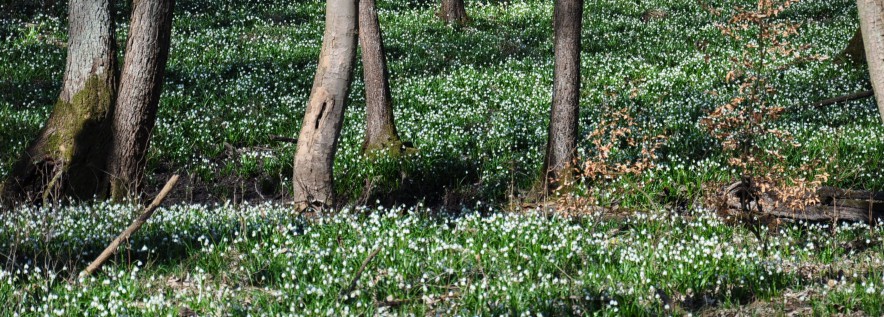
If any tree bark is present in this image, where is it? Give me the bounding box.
[842,27,866,63]
[359,0,402,154]
[108,0,175,201]
[437,0,469,25]
[857,0,884,122]
[292,0,358,210]
[541,0,583,193]
[1,0,117,204]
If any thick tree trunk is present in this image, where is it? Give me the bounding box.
[858,0,884,122]
[437,0,469,25]
[359,0,402,154]
[292,0,358,210]
[842,28,866,63]
[541,0,583,193]
[108,0,175,201]
[1,0,116,204]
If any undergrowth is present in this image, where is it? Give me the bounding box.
[0,204,882,315]
[1,0,881,208]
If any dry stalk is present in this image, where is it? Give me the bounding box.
[340,244,383,299]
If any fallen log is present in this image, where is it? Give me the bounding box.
[720,182,884,223]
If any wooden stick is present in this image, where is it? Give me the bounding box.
[80,175,180,277]
[340,244,383,298]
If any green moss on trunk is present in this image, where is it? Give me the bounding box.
[363,123,418,158]
[363,130,417,158]
[47,75,114,160]
[2,74,114,205]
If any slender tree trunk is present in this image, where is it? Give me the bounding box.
[359,0,402,154]
[541,0,583,193]
[108,0,175,201]
[858,0,884,122]
[292,0,358,210]
[842,28,866,63]
[437,0,469,25]
[1,0,116,204]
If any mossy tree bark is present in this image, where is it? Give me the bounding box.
[437,0,469,25]
[842,28,866,63]
[858,0,884,122]
[108,0,175,201]
[292,0,358,210]
[540,0,583,194]
[2,0,117,204]
[359,0,403,155]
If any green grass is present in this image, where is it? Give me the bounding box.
[2,0,881,206]
[1,204,883,315]
[2,0,884,315]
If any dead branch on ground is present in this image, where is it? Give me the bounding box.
[80,175,180,277]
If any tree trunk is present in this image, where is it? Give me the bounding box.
[541,0,583,193]
[359,0,402,154]
[842,28,866,63]
[1,0,117,204]
[858,0,884,122]
[292,0,358,210]
[437,0,469,25]
[108,0,175,201]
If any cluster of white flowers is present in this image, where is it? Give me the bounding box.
[1,0,883,314]
[2,0,881,201]
[0,202,881,315]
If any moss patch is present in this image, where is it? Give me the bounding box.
[363,137,418,159]
[46,74,114,161]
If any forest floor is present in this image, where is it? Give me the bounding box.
[2,0,884,315]
[1,204,883,315]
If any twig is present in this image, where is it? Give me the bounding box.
[41,166,64,207]
[80,175,180,277]
[340,244,383,298]
[550,259,575,282]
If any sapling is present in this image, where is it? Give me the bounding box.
[702,0,828,256]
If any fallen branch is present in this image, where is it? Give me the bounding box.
[807,90,874,110]
[80,175,180,277]
[340,244,383,299]
[720,182,884,223]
